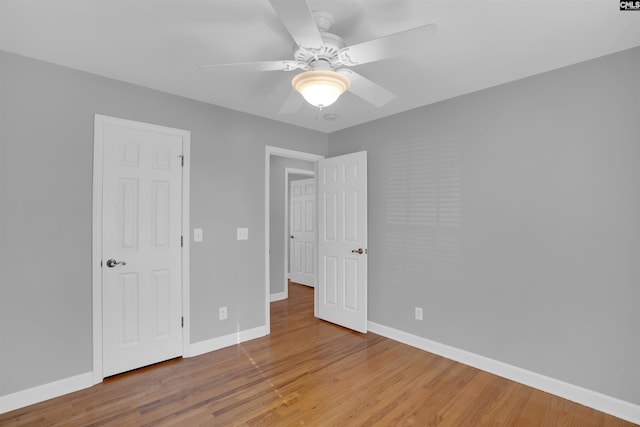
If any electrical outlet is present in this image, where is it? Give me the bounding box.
[219,306,227,320]
[193,228,203,242]
[415,307,423,321]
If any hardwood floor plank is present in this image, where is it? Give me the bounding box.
[1,283,636,426]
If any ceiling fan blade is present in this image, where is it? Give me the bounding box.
[269,0,324,49]
[338,69,395,108]
[339,24,437,66]
[278,88,304,114]
[199,60,299,73]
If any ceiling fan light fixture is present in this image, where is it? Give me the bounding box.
[292,70,350,108]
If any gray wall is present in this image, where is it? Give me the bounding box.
[0,50,7,391]
[328,46,640,405]
[269,157,315,296]
[0,50,327,396]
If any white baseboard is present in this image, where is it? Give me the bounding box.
[184,325,268,358]
[0,371,93,415]
[0,326,269,414]
[368,321,640,425]
[6,324,637,424]
[270,292,286,302]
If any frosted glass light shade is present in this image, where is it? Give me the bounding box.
[292,70,350,108]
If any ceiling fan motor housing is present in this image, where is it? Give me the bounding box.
[293,31,345,69]
[292,11,346,70]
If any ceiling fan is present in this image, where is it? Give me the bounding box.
[200,0,437,113]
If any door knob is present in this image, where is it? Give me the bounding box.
[106,259,127,268]
[351,248,364,255]
[290,235,295,239]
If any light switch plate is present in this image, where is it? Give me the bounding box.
[237,227,249,240]
[193,228,203,242]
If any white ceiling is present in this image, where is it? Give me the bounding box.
[2,0,640,133]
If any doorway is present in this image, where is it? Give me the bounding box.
[265,147,324,331]
[265,147,369,334]
[287,173,316,288]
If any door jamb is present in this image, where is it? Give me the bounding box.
[92,114,191,384]
[265,146,324,334]
[284,168,315,298]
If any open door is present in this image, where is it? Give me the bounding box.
[317,151,368,333]
[289,178,316,287]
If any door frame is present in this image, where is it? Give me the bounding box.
[265,146,324,333]
[284,168,315,298]
[92,114,191,384]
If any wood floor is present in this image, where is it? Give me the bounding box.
[1,283,634,426]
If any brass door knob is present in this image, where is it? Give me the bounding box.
[351,248,364,255]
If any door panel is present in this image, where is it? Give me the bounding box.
[151,269,170,338]
[344,258,359,311]
[120,273,140,344]
[289,178,316,286]
[324,256,339,306]
[102,121,183,377]
[317,151,368,333]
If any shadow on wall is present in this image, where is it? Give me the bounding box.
[384,136,462,284]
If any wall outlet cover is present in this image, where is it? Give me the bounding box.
[237,227,249,240]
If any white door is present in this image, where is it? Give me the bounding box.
[289,178,316,286]
[101,119,184,377]
[317,151,368,333]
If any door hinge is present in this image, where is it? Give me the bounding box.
[178,155,184,167]
[181,316,184,328]
[181,236,184,247]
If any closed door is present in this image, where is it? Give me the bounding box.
[289,178,316,286]
[101,118,184,377]
[317,151,368,333]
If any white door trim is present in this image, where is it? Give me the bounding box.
[265,146,324,333]
[92,114,191,384]
[284,168,315,299]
